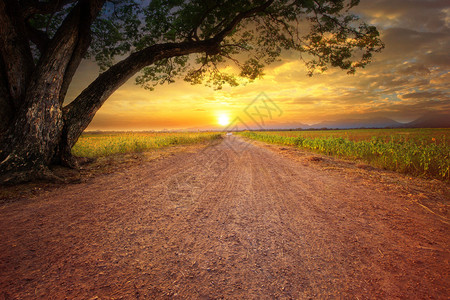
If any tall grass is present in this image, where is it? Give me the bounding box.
[72,132,222,158]
[239,129,450,181]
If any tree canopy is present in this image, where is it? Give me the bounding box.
[17,0,384,91]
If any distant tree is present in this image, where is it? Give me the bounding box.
[0,0,383,182]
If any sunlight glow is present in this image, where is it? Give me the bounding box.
[218,114,230,126]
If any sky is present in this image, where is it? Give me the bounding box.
[66,0,450,131]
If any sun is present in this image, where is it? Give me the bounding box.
[217,114,230,126]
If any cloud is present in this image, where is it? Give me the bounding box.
[355,0,450,31]
[397,64,431,76]
[400,91,448,100]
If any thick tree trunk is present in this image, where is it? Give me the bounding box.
[0,58,14,134]
[0,44,75,182]
[0,0,104,183]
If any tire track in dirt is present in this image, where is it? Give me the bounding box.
[244,139,448,297]
[246,140,448,298]
[0,136,448,299]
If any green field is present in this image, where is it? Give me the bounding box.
[72,132,222,158]
[238,129,450,181]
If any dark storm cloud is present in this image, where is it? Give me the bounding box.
[421,53,450,67]
[397,64,431,76]
[380,28,447,60]
[400,91,448,100]
[379,99,450,116]
[356,0,449,31]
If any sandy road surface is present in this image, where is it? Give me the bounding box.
[0,136,449,299]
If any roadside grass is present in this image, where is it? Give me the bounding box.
[238,129,450,181]
[72,132,223,158]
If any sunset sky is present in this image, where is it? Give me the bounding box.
[65,0,450,131]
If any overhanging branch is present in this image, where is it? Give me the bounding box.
[21,0,78,19]
[213,0,274,43]
[62,1,277,148]
[63,39,220,147]
[25,21,50,53]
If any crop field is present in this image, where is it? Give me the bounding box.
[72,132,222,158]
[238,129,450,181]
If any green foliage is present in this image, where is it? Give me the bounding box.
[90,1,143,70]
[239,129,450,181]
[27,0,383,89]
[136,56,190,90]
[28,3,76,39]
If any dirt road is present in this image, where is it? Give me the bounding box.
[0,136,449,299]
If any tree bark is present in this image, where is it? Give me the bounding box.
[58,3,94,105]
[0,0,34,108]
[0,57,14,134]
[0,0,104,182]
[59,34,92,105]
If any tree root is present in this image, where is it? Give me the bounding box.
[0,165,79,185]
[60,152,80,169]
[0,152,92,185]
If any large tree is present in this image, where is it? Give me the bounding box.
[0,0,383,183]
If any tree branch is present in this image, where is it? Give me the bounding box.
[26,0,104,107]
[59,0,99,104]
[21,0,78,19]
[59,33,91,105]
[188,2,220,41]
[25,21,50,53]
[0,0,34,107]
[63,39,221,148]
[213,0,274,43]
[62,0,276,149]
[37,0,102,63]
